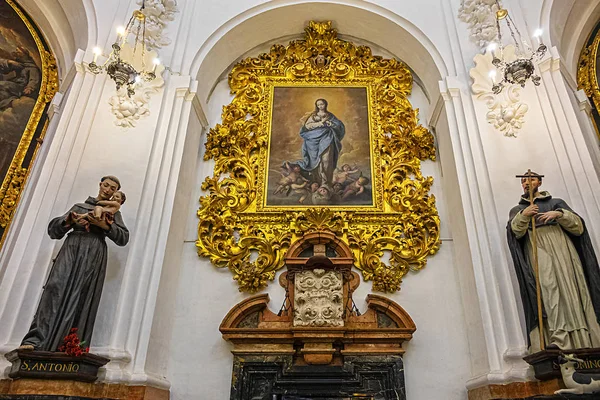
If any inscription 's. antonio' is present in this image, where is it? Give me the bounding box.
[20,360,80,373]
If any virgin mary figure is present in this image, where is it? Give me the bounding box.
[293,98,345,187]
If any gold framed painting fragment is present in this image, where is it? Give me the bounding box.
[578,21,600,138]
[197,21,440,293]
[0,0,58,249]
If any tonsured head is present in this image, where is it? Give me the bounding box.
[520,171,542,196]
[98,175,121,200]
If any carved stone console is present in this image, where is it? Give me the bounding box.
[220,232,416,399]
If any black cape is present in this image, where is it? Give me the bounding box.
[506,192,600,344]
[22,197,129,351]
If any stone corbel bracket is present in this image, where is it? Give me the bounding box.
[458,0,501,49]
[470,45,529,138]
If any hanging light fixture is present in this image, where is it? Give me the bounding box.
[489,0,547,94]
[88,0,156,96]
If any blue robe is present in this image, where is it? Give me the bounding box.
[294,114,345,177]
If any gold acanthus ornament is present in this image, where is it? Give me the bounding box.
[0,0,59,249]
[578,31,600,133]
[197,21,440,293]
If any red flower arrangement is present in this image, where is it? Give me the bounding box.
[58,328,89,357]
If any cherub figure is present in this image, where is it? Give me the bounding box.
[292,180,311,204]
[312,185,332,205]
[333,182,344,198]
[296,182,320,204]
[274,162,308,196]
[333,164,359,185]
[343,176,369,200]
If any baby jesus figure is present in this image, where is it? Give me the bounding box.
[92,190,126,221]
[74,191,126,231]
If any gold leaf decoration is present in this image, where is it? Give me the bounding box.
[578,32,600,131]
[0,167,27,228]
[0,0,59,249]
[197,21,440,292]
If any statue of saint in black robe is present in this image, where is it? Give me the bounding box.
[507,191,600,350]
[21,195,129,351]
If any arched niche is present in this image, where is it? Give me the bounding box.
[284,230,353,267]
[189,1,449,110]
[17,0,96,80]
[544,0,600,83]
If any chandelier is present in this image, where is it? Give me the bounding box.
[489,0,546,94]
[88,0,158,96]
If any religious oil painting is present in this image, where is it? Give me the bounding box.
[266,86,373,207]
[0,0,57,249]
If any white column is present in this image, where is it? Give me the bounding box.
[101,74,197,389]
[573,89,600,177]
[440,76,531,388]
[536,47,600,247]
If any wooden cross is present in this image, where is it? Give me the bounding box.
[515,169,545,351]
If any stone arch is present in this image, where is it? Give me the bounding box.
[285,231,352,260]
[18,0,97,79]
[188,0,450,109]
[542,0,600,82]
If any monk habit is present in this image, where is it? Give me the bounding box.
[21,197,129,351]
[507,191,600,350]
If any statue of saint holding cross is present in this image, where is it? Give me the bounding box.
[507,170,600,352]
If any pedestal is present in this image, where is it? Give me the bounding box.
[5,350,109,383]
[523,347,600,380]
[0,378,169,400]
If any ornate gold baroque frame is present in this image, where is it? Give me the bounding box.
[197,21,440,293]
[0,0,58,249]
[578,24,600,138]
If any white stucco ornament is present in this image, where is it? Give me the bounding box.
[137,0,178,50]
[470,45,528,138]
[108,44,165,128]
[294,269,344,327]
[458,0,501,49]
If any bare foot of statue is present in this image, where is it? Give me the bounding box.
[18,344,34,350]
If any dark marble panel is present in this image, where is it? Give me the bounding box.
[230,354,405,400]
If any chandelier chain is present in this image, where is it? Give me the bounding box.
[86,0,157,96]
[491,0,546,93]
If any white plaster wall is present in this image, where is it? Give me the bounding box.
[144,105,205,379]
[434,105,491,380]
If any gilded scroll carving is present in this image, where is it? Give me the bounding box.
[0,0,58,249]
[196,21,440,293]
